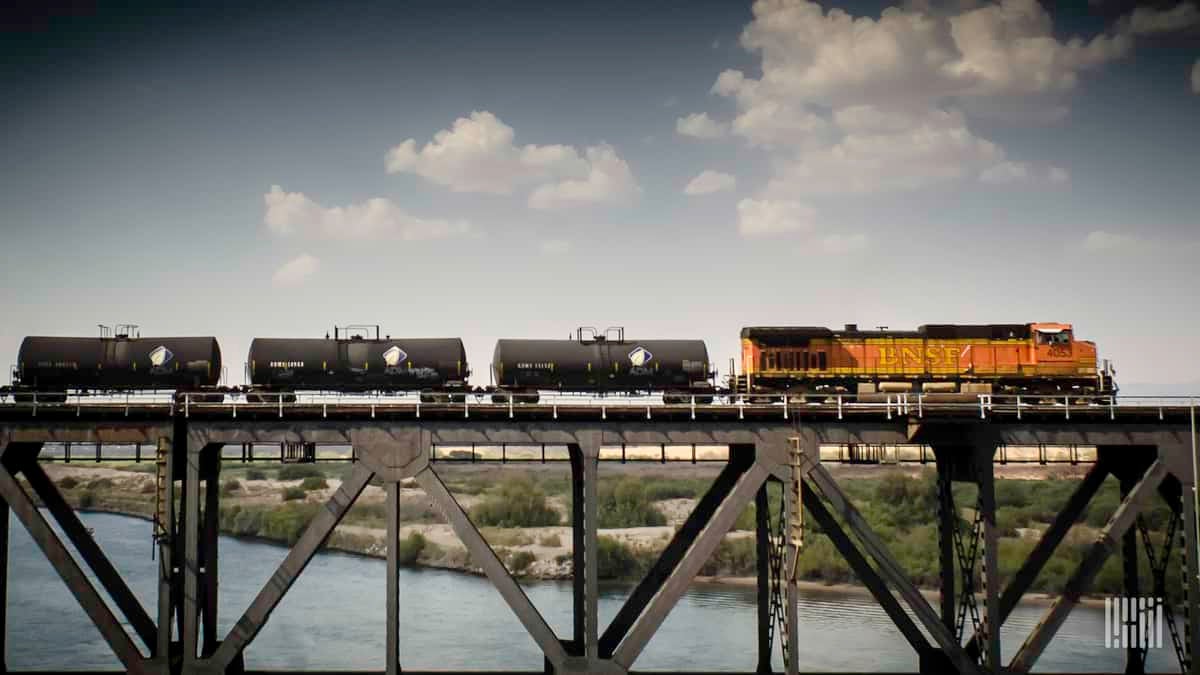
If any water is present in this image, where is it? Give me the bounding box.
[5,512,1182,671]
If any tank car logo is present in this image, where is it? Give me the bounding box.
[628,347,653,367]
[382,346,406,367]
[148,346,174,367]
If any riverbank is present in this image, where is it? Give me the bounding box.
[33,461,1156,607]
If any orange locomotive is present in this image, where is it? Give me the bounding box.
[737,323,1115,396]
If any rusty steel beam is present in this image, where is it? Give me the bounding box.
[0,450,149,673]
[801,457,980,675]
[803,482,930,654]
[599,456,750,657]
[965,461,1107,660]
[1009,459,1168,673]
[209,462,375,670]
[21,460,157,651]
[417,466,569,670]
[612,462,769,670]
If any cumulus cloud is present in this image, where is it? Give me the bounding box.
[683,170,737,195]
[1193,59,1200,94]
[539,240,571,256]
[385,111,637,209]
[526,145,639,209]
[701,0,1146,199]
[272,254,319,287]
[737,198,817,237]
[675,112,728,139]
[263,186,470,240]
[1125,3,1200,35]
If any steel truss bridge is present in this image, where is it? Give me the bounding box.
[0,394,1197,675]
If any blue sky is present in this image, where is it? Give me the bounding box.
[1,0,1198,390]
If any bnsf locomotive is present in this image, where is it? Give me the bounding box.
[737,323,1115,397]
[3,321,1115,402]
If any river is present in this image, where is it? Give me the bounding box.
[5,512,1181,672]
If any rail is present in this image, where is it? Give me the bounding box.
[0,390,1196,422]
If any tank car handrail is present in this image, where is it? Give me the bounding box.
[334,325,381,341]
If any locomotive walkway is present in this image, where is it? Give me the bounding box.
[0,394,1196,675]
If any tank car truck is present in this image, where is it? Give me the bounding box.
[246,325,469,403]
[491,327,715,404]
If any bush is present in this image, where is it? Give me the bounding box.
[281,487,306,502]
[277,464,324,481]
[88,477,115,491]
[508,550,536,574]
[300,476,328,491]
[260,503,319,545]
[538,533,562,547]
[221,479,242,495]
[596,478,666,528]
[700,537,757,576]
[470,477,560,527]
[642,478,709,501]
[245,469,268,481]
[397,532,426,565]
[78,490,96,508]
[58,476,79,490]
[596,536,648,579]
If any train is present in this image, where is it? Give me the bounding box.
[3,321,1116,404]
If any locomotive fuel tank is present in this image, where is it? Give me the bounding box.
[492,328,712,396]
[16,334,222,391]
[248,331,468,392]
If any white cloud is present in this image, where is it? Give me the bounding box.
[701,0,1139,199]
[1125,3,1200,35]
[676,112,728,139]
[526,145,639,210]
[683,170,737,196]
[539,240,571,256]
[1193,59,1200,94]
[980,160,1070,185]
[263,185,470,240]
[1083,230,1146,252]
[815,233,869,254]
[737,198,816,237]
[272,254,320,287]
[385,111,636,209]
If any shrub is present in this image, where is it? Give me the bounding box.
[700,537,756,576]
[281,487,306,502]
[538,533,562,547]
[300,476,328,491]
[508,550,536,575]
[221,479,242,496]
[397,532,426,565]
[88,477,115,491]
[58,476,79,490]
[595,536,653,579]
[596,478,666,528]
[245,469,268,481]
[470,477,559,527]
[277,464,324,481]
[78,490,96,508]
[260,503,319,545]
[642,478,709,501]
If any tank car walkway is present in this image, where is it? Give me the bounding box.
[0,394,1196,675]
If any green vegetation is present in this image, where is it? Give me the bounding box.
[300,476,328,491]
[397,532,427,565]
[481,528,534,547]
[87,477,115,490]
[281,487,306,501]
[596,536,655,579]
[470,477,560,527]
[221,479,242,496]
[58,476,79,490]
[245,469,268,481]
[277,464,325,481]
[538,533,562,547]
[79,491,96,508]
[595,478,666,528]
[507,550,537,574]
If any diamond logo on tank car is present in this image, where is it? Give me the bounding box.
[149,346,174,367]
[628,346,653,367]
[383,345,407,367]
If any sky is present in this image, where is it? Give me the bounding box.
[1,0,1198,393]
